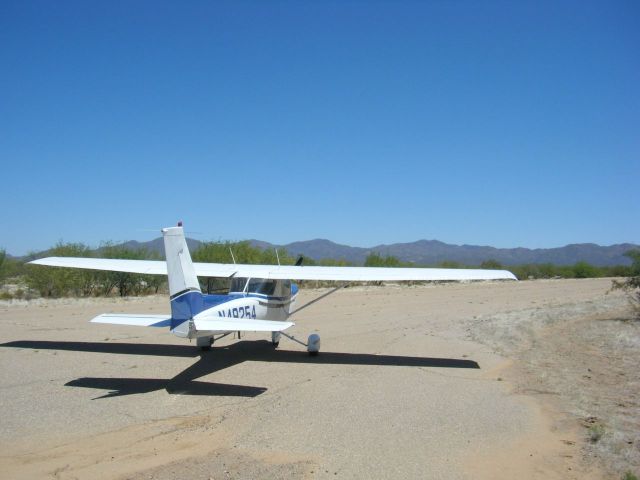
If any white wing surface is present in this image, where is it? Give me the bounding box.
[91,313,171,327]
[191,264,518,281]
[30,257,166,274]
[29,257,517,281]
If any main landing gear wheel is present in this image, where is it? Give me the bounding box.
[307,334,320,356]
[271,332,281,348]
[197,336,213,351]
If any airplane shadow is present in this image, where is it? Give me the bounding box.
[1,340,480,399]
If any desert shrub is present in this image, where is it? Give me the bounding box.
[611,250,640,317]
[438,260,463,269]
[98,243,161,297]
[606,265,633,277]
[193,240,295,266]
[480,259,503,270]
[572,261,599,278]
[26,242,94,297]
[589,423,605,443]
[364,253,402,267]
[319,257,353,266]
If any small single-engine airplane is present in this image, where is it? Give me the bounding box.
[30,224,516,354]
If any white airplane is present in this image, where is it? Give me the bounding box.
[30,224,516,355]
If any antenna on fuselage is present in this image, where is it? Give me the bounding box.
[229,247,236,264]
[275,248,281,266]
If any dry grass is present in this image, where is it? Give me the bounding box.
[466,293,640,478]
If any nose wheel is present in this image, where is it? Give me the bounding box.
[278,331,321,355]
[307,334,320,356]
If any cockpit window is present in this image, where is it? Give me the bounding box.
[247,279,277,295]
[228,277,281,296]
[229,277,248,293]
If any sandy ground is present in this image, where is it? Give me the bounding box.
[0,278,637,479]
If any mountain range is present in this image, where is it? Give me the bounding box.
[111,237,637,267]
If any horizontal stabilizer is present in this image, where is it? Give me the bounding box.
[193,316,294,332]
[91,313,172,327]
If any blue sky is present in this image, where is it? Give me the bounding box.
[1,0,638,255]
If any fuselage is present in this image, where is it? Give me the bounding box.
[170,278,298,338]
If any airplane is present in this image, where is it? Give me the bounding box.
[29,223,517,355]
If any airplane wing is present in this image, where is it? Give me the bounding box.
[91,313,172,327]
[29,257,517,281]
[29,257,167,274]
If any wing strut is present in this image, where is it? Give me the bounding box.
[290,283,349,315]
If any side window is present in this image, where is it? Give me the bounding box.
[229,277,248,293]
[248,279,276,295]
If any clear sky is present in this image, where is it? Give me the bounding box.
[1,0,638,255]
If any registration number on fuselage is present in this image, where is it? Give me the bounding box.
[218,305,257,319]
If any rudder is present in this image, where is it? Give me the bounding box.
[162,225,201,298]
[162,224,203,336]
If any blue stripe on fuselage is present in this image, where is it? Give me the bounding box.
[170,291,245,329]
[169,289,296,329]
[150,319,172,327]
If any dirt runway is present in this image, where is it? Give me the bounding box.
[0,279,636,479]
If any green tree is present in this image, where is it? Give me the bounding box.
[98,243,155,297]
[510,264,540,280]
[480,259,503,270]
[26,242,94,297]
[572,261,598,279]
[438,260,462,269]
[0,249,5,284]
[537,263,559,278]
[365,253,401,267]
[192,241,235,293]
[192,241,237,264]
[605,264,632,277]
[319,258,352,266]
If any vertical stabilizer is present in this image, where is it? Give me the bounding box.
[162,226,201,297]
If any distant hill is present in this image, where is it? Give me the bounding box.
[116,238,203,256]
[262,239,639,267]
[21,237,638,267]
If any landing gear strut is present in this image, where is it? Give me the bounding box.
[279,331,321,355]
[271,331,281,348]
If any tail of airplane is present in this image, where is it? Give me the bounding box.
[163,225,201,297]
[162,224,204,336]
